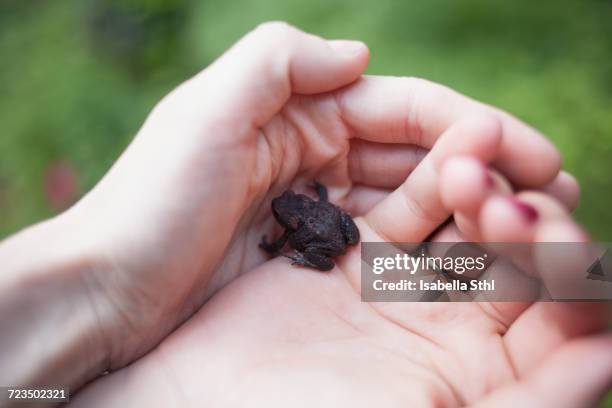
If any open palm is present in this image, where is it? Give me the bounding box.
[72,209,609,407]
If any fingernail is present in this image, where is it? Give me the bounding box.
[328,40,367,56]
[509,198,539,223]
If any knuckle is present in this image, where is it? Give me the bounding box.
[466,111,503,132]
[401,76,437,95]
[246,21,301,60]
[253,21,297,40]
[402,75,428,88]
[400,77,431,146]
[402,76,453,103]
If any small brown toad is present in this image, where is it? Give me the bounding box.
[259,182,360,271]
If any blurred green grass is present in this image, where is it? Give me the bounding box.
[1,0,611,239]
[0,0,611,405]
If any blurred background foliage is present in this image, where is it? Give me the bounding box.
[0,0,611,405]
[0,0,611,241]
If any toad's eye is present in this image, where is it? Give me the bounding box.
[307,218,315,225]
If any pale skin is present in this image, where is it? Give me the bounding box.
[0,22,610,407]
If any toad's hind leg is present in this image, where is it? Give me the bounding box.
[259,230,290,254]
[285,248,335,271]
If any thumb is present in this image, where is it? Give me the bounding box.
[472,334,612,407]
[165,21,369,129]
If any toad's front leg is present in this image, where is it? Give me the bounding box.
[285,247,335,271]
[340,211,360,245]
[310,181,328,202]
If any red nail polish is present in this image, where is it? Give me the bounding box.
[509,198,539,223]
[484,172,495,188]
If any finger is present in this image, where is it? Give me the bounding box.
[167,22,369,129]
[341,185,391,215]
[479,191,569,243]
[493,194,607,375]
[426,221,535,326]
[503,301,608,378]
[478,196,548,242]
[439,157,498,218]
[474,334,612,408]
[477,193,563,289]
[341,115,502,293]
[541,170,580,212]
[428,220,464,242]
[365,114,502,243]
[444,168,577,216]
[440,159,512,241]
[335,76,561,187]
[451,191,592,328]
[348,140,427,188]
[440,160,576,241]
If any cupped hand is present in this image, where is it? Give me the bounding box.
[70,123,610,407]
[66,22,562,371]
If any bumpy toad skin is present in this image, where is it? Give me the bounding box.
[259,182,360,271]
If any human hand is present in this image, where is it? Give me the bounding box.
[63,22,564,372]
[70,121,611,407]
